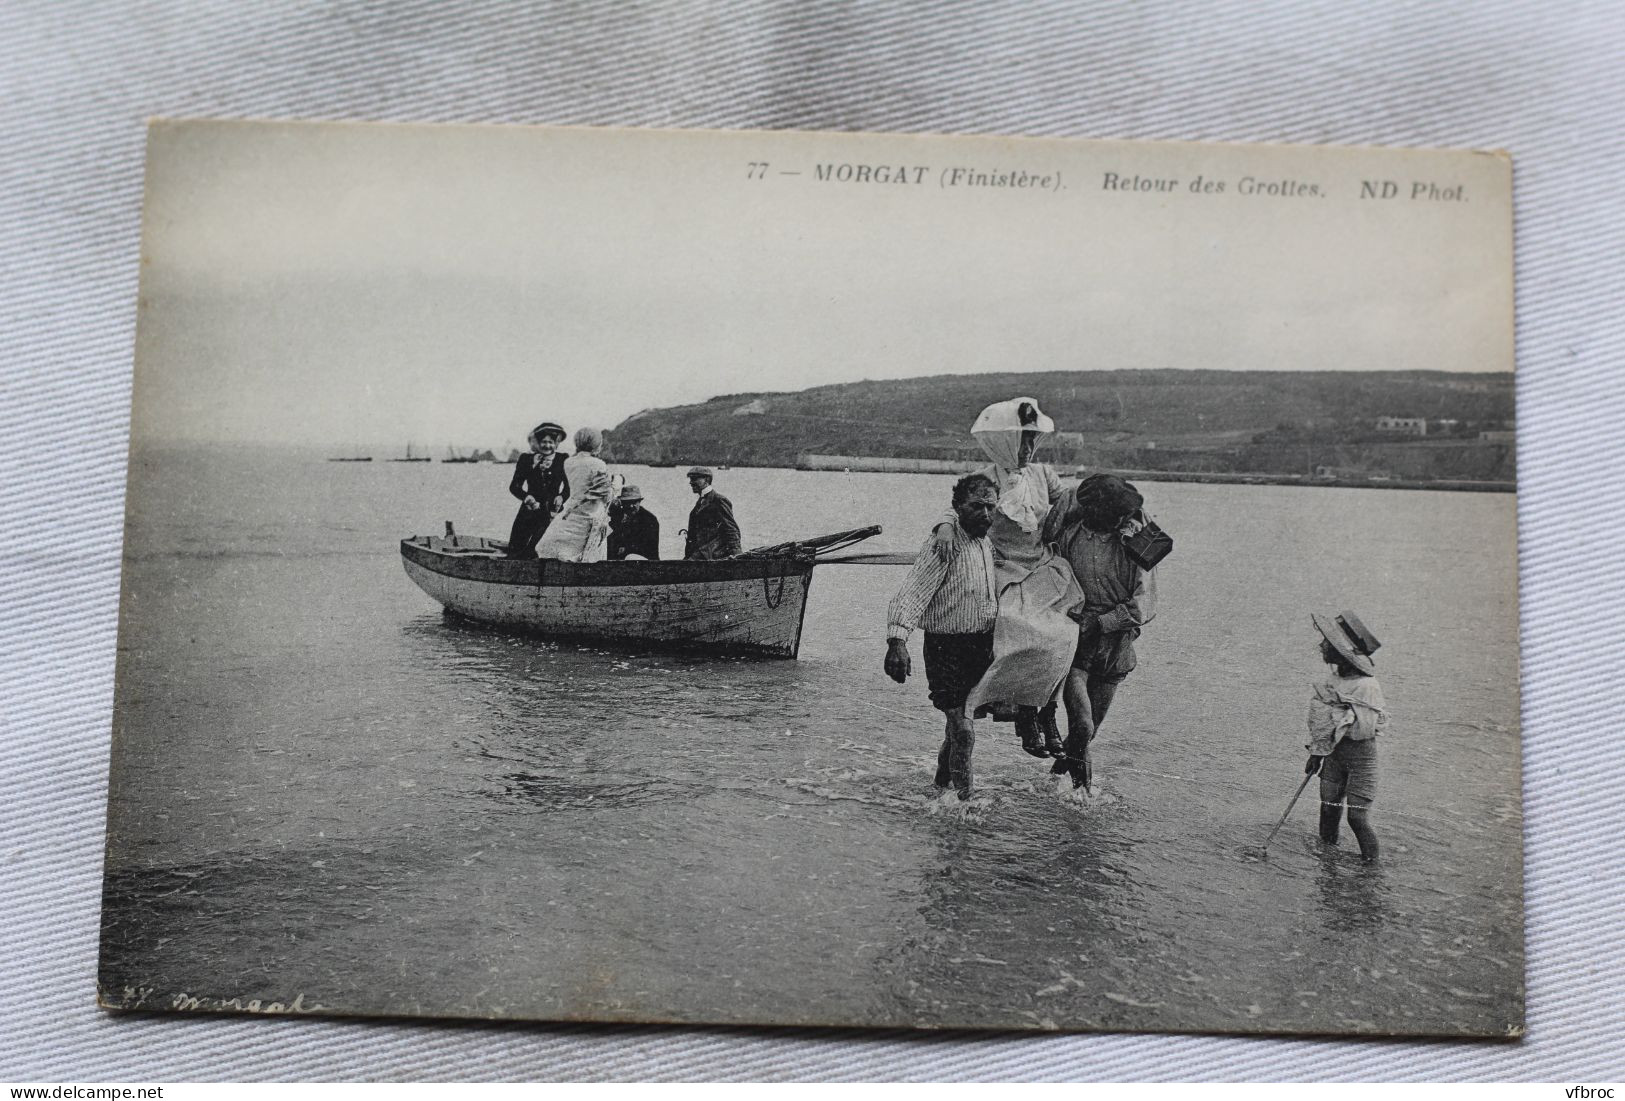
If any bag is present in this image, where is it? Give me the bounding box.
[1121,514,1173,570]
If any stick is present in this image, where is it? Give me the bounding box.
[818,552,915,565]
[1256,772,1316,853]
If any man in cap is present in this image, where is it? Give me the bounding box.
[608,484,661,560]
[504,421,570,558]
[683,467,741,560]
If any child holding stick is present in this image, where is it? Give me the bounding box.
[1305,612,1389,862]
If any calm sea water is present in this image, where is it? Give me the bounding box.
[101,448,1523,1036]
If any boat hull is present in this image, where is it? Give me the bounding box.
[400,536,815,658]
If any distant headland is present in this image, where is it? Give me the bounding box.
[605,369,1516,491]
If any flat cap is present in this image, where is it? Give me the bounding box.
[686,466,714,479]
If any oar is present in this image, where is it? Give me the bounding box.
[819,552,915,565]
[1247,771,1316,859]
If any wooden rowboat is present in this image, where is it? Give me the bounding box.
[400,525,879,659]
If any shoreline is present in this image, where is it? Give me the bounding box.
[777,458,1515,493]
[1080,468,1515,494]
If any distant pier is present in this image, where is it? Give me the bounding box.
[796,454,983,475]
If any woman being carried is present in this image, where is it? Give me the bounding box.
[930,398,1080,759]
[535,427,616,563]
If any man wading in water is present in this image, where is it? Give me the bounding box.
[1041,473,1155,791]
[884,474,1000,800]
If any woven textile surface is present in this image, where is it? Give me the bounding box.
[3,0,1623,1082]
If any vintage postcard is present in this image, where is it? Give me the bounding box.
[101,119,1519,1037]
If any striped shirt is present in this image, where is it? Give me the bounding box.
[886,520,998,640]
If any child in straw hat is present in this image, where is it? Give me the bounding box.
[1305,612,1389,862]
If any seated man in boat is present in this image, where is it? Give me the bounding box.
[608,484,660,560]
[883,473,1000,800]
[683,467,742,560]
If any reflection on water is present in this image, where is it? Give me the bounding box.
[1315,854,1395,936]
[101,449,1523,1035]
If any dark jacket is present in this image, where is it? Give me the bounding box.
[509,451,570,509]
[504,451,570,558]
[608,503,661,560]
[1043,485,1150,679]
[684,489,742,560]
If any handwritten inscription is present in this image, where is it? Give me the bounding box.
[105,983,325,1013]
[170,990,320,1013]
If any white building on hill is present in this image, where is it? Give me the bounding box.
[1375,416,1427,436]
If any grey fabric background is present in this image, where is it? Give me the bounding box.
[2,0,1621,1082]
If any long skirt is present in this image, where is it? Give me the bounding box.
[505,503,552,558]
[534,508,609,562]
[965,549,1083,715]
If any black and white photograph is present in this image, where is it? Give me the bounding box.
[98,118,1519,1038]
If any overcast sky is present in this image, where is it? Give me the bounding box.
[132,120,1512,452]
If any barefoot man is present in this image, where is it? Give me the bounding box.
[1041,473,1154,792]
[884,473,1000,799]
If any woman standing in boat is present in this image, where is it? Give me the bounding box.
[535,427,616,563]
[504,421,570,559]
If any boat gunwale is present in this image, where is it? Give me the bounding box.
[399,536,815,588]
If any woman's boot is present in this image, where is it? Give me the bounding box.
[1038,704,1064,758]
[1014,706,1046,757]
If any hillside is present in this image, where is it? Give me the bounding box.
[607,370,1516,484]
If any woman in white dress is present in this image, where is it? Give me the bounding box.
[534,427,615,563]
[930,398,1080,758]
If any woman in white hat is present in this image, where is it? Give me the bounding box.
[535,427,617,562]
[929,397,1080,758]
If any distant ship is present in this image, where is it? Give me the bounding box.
[327,455,373,462]
[390,443,431,463]
[443,446,500,464]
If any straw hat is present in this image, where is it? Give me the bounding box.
[1312,611,1381,675]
